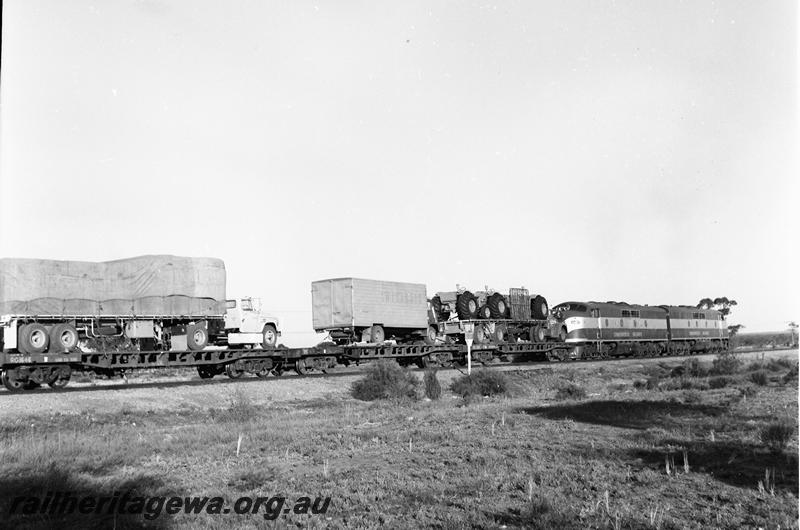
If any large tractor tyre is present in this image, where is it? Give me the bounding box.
[48,323,79,353]
[487,293,508,319]
[186,324,209,351]
[558,326,568,343]
[18,323,49,354]
[430,296,451,321]
[477,305,492,320]
[531,295,549,320]
[456,292,478,320]
[261,324,278,348]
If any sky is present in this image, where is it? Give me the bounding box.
[1,0,797,346]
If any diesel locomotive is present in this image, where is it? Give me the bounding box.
[552,301,729,359]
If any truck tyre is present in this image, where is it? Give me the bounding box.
[531,325,545,343]
[186,324,209,351]
[558,326,567,343]
[370,325,385,343]
[49,323,79,353]
[18,323,49,354]
[493,324,507,343]
[487,293,508,319]
[261,324,278,348]
[456,292,478,320]
[477,305,492,319]
[531,295,549,320]
[473,324,489,344]
[424,326,438,345]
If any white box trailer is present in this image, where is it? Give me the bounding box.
[311,278,431,343]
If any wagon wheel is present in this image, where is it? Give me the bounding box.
[1,369,26,392]
[225,363,245,379]
[294,359,309,376]
[47,367,72,389]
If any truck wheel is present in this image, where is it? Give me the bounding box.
[456,292,478,320]
[531,295,549,320]
[49,323,79,352]
[487,293,508,319]
[493,324,507,343]
[477,305,492,319]
[424,326,438,345]
[186,324,209,351]
[558,326,567,343]
[261,324,278,348]
[18,323,49,354]
[474,324,489,344]
[370,325,385,343]
[531,325,545,343]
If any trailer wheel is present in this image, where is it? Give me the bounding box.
[474,324,489,344]
[424,326,438,345]
[18,323,49,354]
[493,324,507,343]
[261,324,278,348]
[186,324,209,351]
[1,369,25,392]
[456,291,478,320]
[48,323,79,353]
[531,295,549,320]
[477,305,491,319]
[370,325,385,343]
[558,326,567,343]
[531,325,545,343]
[487,293,507,319]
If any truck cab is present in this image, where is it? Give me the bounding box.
[224,297,280,348]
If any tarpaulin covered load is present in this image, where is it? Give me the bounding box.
[0,255,227,317]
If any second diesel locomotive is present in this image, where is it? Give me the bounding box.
[553,301,729,358]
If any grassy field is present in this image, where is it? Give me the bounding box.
[0,352,797,529]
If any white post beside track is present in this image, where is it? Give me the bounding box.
[463,322,475,375]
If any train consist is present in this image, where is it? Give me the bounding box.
[0,256,729,392]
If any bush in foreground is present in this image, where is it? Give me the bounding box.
[423,368,442,400]
[708,375,732,389]
[351,361,419,401]
[710,351,742,375]
[760,422,794,454]
[554,382,586,401]
[749,370,770,386]
[450,370,509,401]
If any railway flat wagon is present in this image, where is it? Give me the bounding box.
[312,278,430,344]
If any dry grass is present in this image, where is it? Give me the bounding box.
[0,352,797,529]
